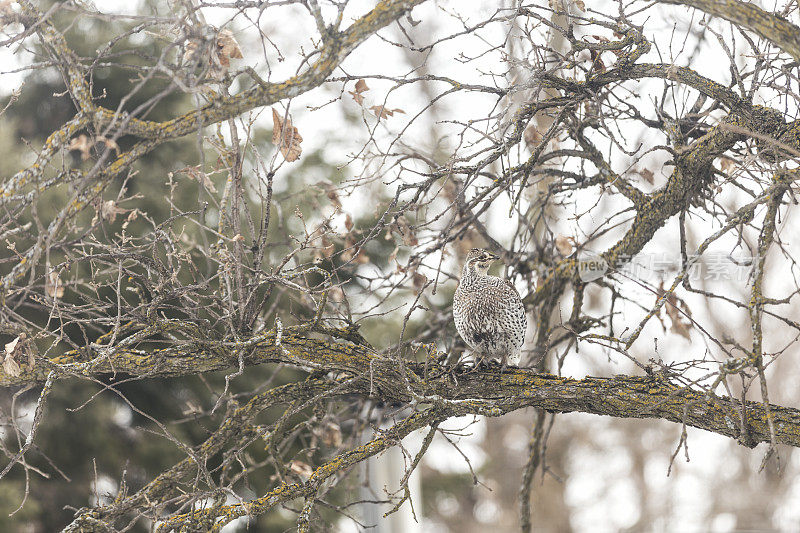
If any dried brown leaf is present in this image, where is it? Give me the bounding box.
[122,209,139,231]
[657,282,693,340]
[392,215,418,246]
[354,79,369,93]
[182,40,199,64]
[329,286,345,302]
[412,270,427,294]
[100,200,130,223]
[5,335,21,358]
[289,460,313,480]
[69,134,92,161]
[271,108,303,162]
[321,236,334,258]
[349,91,365,105]
[370,105,392,119]
[524,124,543,147]
[719,157,736,173]
[174,165,217,193]
[589,49,606,73]
[341,234,357,262]
[638,168,655,184]
[216,29,243,68]
[344,213,354,231]
[3,333,30,377]
[95,136,120,153]
[355,249,370,264]
[555,234,574,256]
[666,302,692,340]
[46,270,65,299]
[321,422,342,447]
[2,355,20,377]
[388,246,399,265]
[323,185,342,209]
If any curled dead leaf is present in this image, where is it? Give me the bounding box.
[183,27,243,79]
[355,250,370,264]
[341,235,369,264]
[3,333,29,377]
[183,40,200,64]
[341,234,357,262]
[289,460,313,481]
[95,136,120,153]
[392,215,418,246]
[2,355,20,377]
[122,209,139,231]
[555,234,575,256]
[369,106,405,120]
[524,124,543,147]
[344,213,354,232]
[719,157,736,173]
[173,165,217,193]
[354,79,369,93]
[656,281,694,341]
[412,269,427,294]
[216,29,243,68]
[5,334,22,358]
[329,286,345,302]
[46,269,65,299]
[321,236,334,259]
[271,108,303,162]
[99,200,130,223]
[348,79,369,105]
[349,92,365,105]
[638,168,655,184]
[317,181,342,209]
[321,422,342,447]
[589,49,606,73]
[69,134,92,161]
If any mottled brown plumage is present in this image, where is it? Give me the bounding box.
[453,248,527,366]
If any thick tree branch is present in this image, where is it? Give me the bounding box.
[3,328,800,450]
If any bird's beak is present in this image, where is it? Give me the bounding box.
[486,252,499,262]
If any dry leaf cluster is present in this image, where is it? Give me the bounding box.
[271,108,303,162]
[637,167,655,184]
[45,269,64,299]
[524,124,543,148]
[183,27,243,79]
[656,281,694,340]
[388,215,418,246]
[3,334,34,378]
[289,460,313,481]
[170,165,218,193]
[68,134,119,161]
[315,421,342,448]
[348,79,405,120]
[555,234,575,256]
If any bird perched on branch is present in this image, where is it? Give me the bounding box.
[453,248,527,367]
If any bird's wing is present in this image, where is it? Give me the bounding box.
[496,277,524,301]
